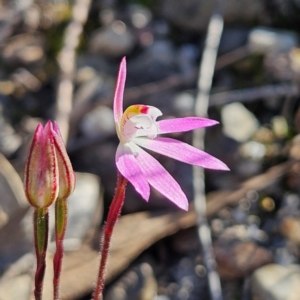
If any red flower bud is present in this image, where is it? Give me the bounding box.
[24,121,59,208]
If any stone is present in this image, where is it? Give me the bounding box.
[71,62,114,138]
[221,102,259,142]
[239,141,266,161]
[39,1,72,28]
[88,21,136,57]
[252,264,300,300]
[289,135,300,161]
[234,158,263,178]
[248,27,298,54]
[279,193,300,215]
[166,256,209,299]
[0,273,32,300]
[280,217,300,246]
[49,172,102,252]
[129,40,176,84]
[0,207,32,272]
[160,0,264,32]
[0,153,27,229]
[0,107,22,156]
[273,246,297,266]
[286,162,300,193]
[215,238,273,279]
[271,116,288,139]
[104,262,157,300]
[1,33,45,66]
[12,68,42,93]
[176,44,198,79]
[173,92,195,115]
[23,4,41,31]
[80,105,115,139]
[0,253,34,300]
[128,4,152,29]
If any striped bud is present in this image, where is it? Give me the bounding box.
[24,121,59,208]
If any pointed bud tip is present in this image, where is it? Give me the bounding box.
[32,123,43,140]
[24,122,59,208]
[52,121,59,132]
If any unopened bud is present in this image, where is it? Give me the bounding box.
[24,121,58,208]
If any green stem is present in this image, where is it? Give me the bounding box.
[93,172,127,300]
[34,207,49,300]
[53,197,68,300]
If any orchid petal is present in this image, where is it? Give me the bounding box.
[123,114,159,140]
[158,117,219,134]
[121,105,161,141]
[130,143,189,211]
[144,106,162,120]
[123,105,162,121]
[113,57,126,124]
[134,137,229,171]
[116,142,150,201]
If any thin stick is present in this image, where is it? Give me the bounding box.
[33,208,49,300]
[55,0,92,142]
[192,1,224,300]
[93,173,127,300]
[209,84,299,107]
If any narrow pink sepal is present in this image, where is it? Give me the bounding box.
[134,137,230,171]
[113,57,127,124]
[158,117,219,134]
[52,121,76,199]
[116,143,150,201]
[129,143,189,211]
[24,121,59,208]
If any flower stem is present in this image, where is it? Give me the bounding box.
[34,207,49,300]
[53,197,68,300]
[93,172,127,300]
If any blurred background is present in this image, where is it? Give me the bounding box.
[0,0,300,299]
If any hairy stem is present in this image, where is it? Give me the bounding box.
[93,173,127,300]
[53,198,68,300]
[34,207,49,300]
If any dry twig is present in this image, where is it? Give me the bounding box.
[209,84,299,107]
[55,0,92,142]
[192,1,224,300]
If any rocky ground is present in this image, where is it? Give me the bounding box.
[1,0,300,300]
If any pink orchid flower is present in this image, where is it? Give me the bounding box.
[114,57,229,211]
